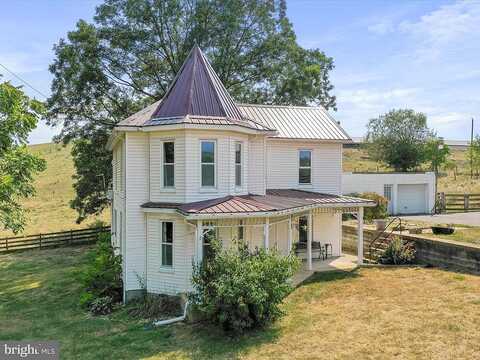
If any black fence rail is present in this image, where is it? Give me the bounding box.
[437,193,480,213]
[0,226,110,253]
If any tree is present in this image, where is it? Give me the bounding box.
[424,137,451,173]
[0,80,46,233]
[365,109,432,171]
[467,135,480,177]
[46,0,337,222]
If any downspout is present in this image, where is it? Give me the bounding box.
[153,301,190,326]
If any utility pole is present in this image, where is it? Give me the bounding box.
[471,118,474,179]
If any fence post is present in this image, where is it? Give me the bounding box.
[465,194,469,211]
[39,234,42,249]
[6,238,8,252]
[70,229,73,245]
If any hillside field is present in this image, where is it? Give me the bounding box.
[0,143,476,238]
[0,143,109,238]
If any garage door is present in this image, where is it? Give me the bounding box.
[397,184,427,214]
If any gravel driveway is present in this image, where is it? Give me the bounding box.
[400,212,480,227]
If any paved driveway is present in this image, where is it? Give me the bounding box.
[400,212,480,227]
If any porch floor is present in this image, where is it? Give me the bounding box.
[291,253,358,287]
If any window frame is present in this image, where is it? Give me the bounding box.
[162,140,175,189]
[160,221,174,269]
[298,149,312,185]
[298,215,308,243]
[235,141,243,188]
[200,140,217,189]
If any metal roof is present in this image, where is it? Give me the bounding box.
[238,104,351,141]
[116,46,351,142]
[153,46,247,122]
[142,189,374,216]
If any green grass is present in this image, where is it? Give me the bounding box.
[3,246,480,359]
[0,143,109,238]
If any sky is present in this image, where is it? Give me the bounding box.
[0,0,479,144]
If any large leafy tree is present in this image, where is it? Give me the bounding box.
[0,80,46,233]
[365,109,432,171]
[47,0,337,222]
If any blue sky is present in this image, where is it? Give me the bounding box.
[1,0,478,143]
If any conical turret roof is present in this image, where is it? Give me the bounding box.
[152,46,246,122]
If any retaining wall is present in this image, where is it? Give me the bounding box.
[342,225,480,274]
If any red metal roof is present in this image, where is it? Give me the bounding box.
[142,189,374,216]
[152,46,247,122]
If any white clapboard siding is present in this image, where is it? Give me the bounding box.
[146,213,196,295]
[183,130,250,203]
[266,140,342,195]
[248,136,266,195]
[124,132,149,291]
[149,131,186,203]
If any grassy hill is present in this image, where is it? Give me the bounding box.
[0,143,109,238]
[0,143,476,238]
[344,147,480,194]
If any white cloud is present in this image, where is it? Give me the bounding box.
[338,88,419,110]
[400,1,480,61]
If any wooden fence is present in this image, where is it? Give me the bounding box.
[437,193,480,213]
[0,226,110,253]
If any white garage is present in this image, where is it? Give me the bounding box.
[397,184,428,214]
[342,172,435,215]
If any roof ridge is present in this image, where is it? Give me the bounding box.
[237,103,327,110]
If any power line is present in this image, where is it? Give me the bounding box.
[0,62,48,99]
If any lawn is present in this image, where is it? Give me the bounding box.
[0,143,109,238]
[2,246,480,359]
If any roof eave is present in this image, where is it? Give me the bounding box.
[114,123,277,136]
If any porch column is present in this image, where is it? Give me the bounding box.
[357,207,364,265]
[287,215,293,253]
[264,218,270,250]
[307,210,313,270]
[196,220,203,264]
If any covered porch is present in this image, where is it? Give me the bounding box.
[177,189,375,271]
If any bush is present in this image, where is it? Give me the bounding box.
[379,237,416,265]
[190,241,300,334]
[128,293,182,320]
[349,192,388,222]
[90,296,115,315]
[80,233,122,310]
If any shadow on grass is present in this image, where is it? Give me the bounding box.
[298,269,361,287]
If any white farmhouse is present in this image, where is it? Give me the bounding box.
[108,46,374,301]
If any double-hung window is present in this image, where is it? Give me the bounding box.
[163,142,175,188]
[235,142,242,187]
[299,150,312,184]
[161,221,173,267]
[201,141,215,187]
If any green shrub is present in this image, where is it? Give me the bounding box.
[80,233,122,309]
[190,241,300,334]
[90,296,115,315]
[349,192,388,222]
[379,237,416,265]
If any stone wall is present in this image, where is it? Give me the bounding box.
[342,225,480,274]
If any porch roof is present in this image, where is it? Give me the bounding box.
[141,189,375,218]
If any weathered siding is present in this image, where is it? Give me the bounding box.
[124,132,149,291]
[266,140,342,195]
